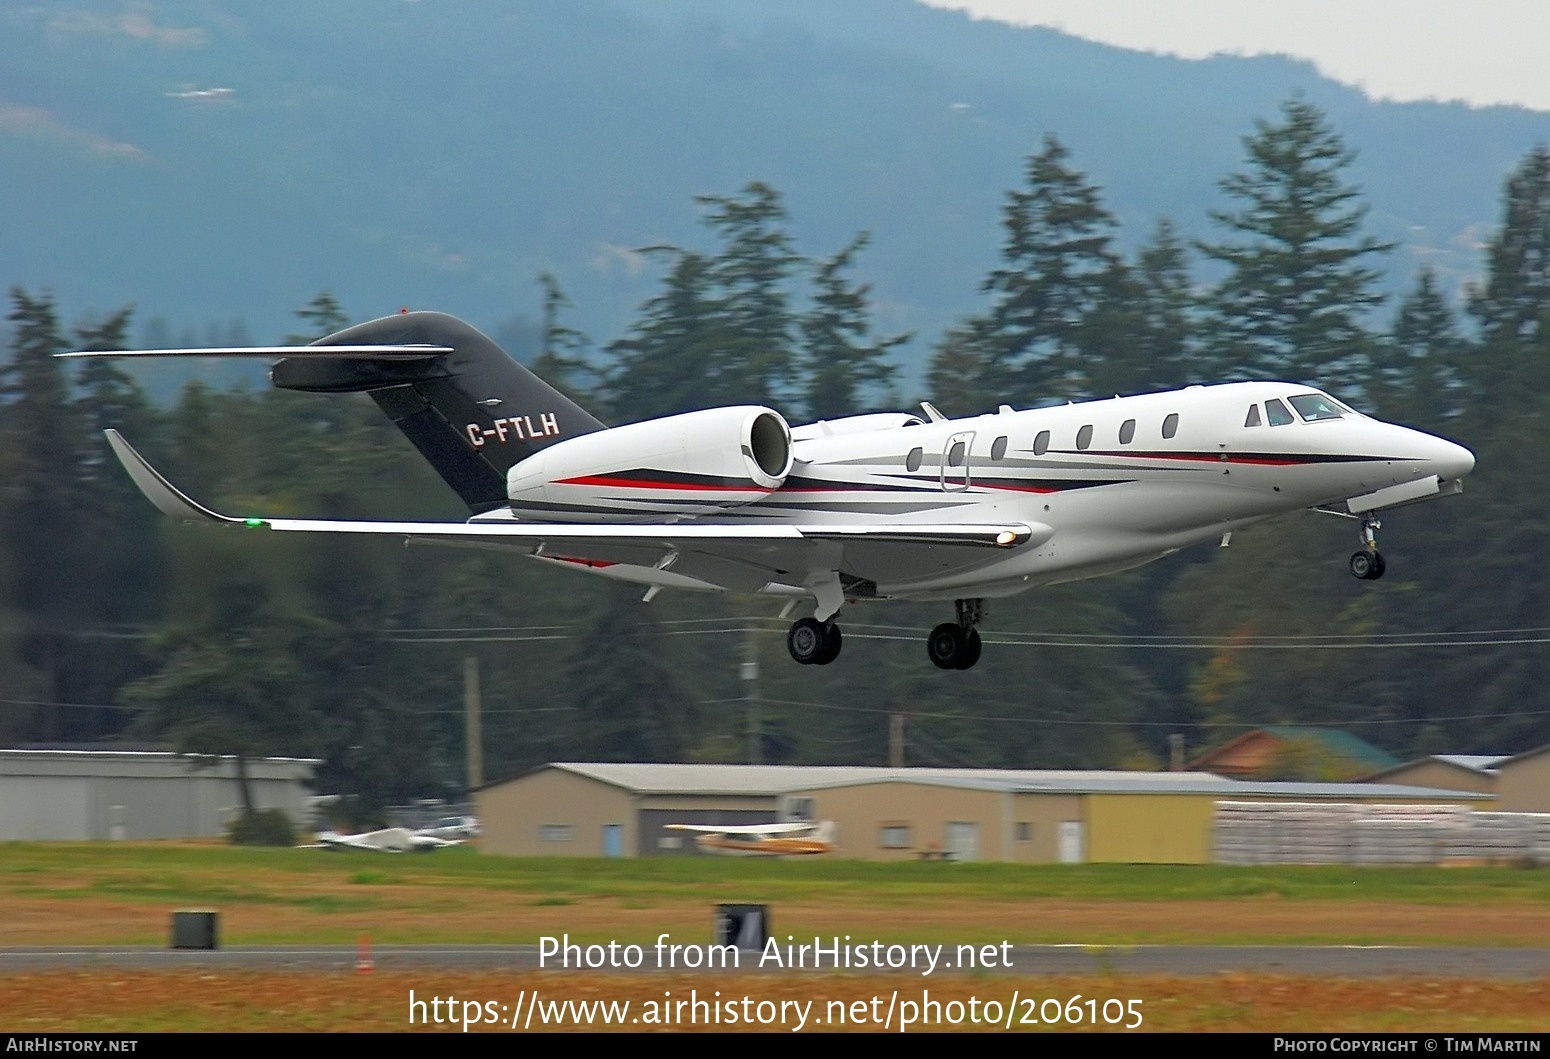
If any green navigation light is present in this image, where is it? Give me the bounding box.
[244,518,264,528]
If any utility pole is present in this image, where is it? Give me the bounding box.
[465,656,483,794]
[742,624,761,765]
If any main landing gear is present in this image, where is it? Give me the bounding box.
[927,598,984,671]
[787,616,843,666]
[1349,514,1387,581]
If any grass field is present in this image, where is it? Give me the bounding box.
[3,842,1549,1032]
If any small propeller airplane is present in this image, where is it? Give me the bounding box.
[304,826,465,853]
[665,820,837,856]
[63,310,1475,670]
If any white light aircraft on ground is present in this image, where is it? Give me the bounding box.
[306,827,464,853]
[64,311,1475,671]
[665,820,837,856]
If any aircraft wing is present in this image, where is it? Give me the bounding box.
[664,822,815,836]
[309,827,459,852]
[104,430,1047,591]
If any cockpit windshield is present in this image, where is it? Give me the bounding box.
[1288,393,1346,422]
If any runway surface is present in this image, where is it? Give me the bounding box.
[4,944,1549,978]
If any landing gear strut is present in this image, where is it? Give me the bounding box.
[788,617,843,665]
[927,598,984,670]
[1349,514,1387,581]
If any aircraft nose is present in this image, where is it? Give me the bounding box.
[1433,437,1475,481]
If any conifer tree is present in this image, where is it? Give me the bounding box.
[800,233,909,420]
[1198,96,1391,393]
[695,182,801,408]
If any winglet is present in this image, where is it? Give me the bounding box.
[103,429,244,525]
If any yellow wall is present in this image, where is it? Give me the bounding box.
[1086,795,1216,864]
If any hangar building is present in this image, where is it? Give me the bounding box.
[0,748,320,841]
[1364,745,1550,813]
[477,762,1485,863]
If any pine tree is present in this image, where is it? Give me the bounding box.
[530,271,595,405]
[695,182,801,408]
[1376,268,1466,423]
[284,290,349,344]
[799,233,909,420]
[1130,218,1202,392]
[1198,96,1392,393]
[1469,144,1550,347]
[604,249,724,421]
[0,289,87,727]
[940,135,1123,406]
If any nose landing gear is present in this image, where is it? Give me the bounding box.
[1349,515,1387,581]
[927,598,985,670]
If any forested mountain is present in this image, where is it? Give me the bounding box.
[1,0,1545,375]
[4,3,1550,821]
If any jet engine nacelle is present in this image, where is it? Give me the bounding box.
[506,405,793,521]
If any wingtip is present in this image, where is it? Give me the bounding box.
[102,429,236,525]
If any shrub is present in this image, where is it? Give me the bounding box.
[228,809,297,847]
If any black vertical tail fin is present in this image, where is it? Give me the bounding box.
[271,312,605,513]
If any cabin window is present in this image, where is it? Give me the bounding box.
[1244,405,1262,428]
[1162,413,1180,439]
[906,446,923,472]
[947,440,966,467]
[991,435,1008,461]
[1119,418,1136,445]
[1076,425,1093,450]
[1266,399,1295,426]
[880,825,911,849]
[1288,393,1345,421]
[1033,430,1050,456]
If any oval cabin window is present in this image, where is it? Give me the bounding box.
[991,436,1008,461]
[1162,413,1180,439]
[906,447,923,472]
[1119,419,1136,445]
[1076,425,1093,451]
[1033,430,1050,456]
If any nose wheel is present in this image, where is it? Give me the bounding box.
[788,617,843,665]
[927,598,985,670]
[1349,515,1386,581]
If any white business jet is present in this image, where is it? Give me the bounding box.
[64,311,1474,671]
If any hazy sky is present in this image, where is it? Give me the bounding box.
[923,1,1550,112]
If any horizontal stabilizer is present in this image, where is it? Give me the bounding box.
[60,344,451,360]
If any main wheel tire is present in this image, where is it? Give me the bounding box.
[927,622,965,670]
[788,617,827,664]
[1371,552,1387,580]
[814,623,843,665]
[1349,551,1378,580]
[954,627,982,669]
